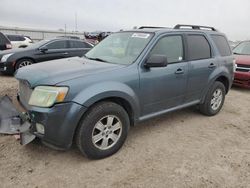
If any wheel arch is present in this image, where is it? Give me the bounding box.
[72,96,136,149]
[14,57,36,70]
[201,73,231,104]
[215,75,230,93]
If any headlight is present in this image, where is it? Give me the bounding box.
[28,86,69,107]
[1,53,13,62]
[233,59,237,72]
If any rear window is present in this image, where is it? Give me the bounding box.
[187,35,211,61]
[211,35,231,56]
[0,33,10,44]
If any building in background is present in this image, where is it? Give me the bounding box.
[0,26,85,42]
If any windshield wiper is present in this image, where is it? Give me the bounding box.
[233,52,243,55]
[86,57,108,62]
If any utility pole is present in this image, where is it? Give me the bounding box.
[64,24,67,36]
[75,12,78,33]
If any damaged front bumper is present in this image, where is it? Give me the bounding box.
[1,95,87,150]
[0,96,36,145]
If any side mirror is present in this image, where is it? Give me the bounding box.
[39,46,48,53]
[145,54,168,68]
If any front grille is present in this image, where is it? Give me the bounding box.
[236,64,250,72]
[19,80,33,108]
[237,64,250,68]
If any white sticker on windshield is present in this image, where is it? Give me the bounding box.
[132,33,150,39]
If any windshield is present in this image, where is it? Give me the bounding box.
[233,41,250,55]
[27,39,50,49]
[85,32,153,65]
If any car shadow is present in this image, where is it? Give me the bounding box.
[21,106,200,161]
[231,85,250,93]
[0,72,13,77]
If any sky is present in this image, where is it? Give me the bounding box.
[0,0,250,41]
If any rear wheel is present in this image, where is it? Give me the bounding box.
[76,102,130,159]
[15,59,33,70]
[199,81,226,116]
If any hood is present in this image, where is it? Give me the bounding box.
[15,57,123,87]
[235,55,250,66]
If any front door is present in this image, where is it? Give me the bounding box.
[139,35,188,116]
[35,40,68,62]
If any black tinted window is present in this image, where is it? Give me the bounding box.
[7,35,25,41]
[46,41,67,49]
[211,35,231,56]
[0,33,10,44]
[150,35,184,63]
[69,41,91,48]
[187,35,211,60]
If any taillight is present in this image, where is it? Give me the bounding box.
[6,44,12,49]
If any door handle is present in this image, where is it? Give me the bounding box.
[175,68,184,74]
[208,63,216,68]
[62,52,69,55]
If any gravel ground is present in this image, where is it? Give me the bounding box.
[0,74,249,188]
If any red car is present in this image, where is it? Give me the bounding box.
[233,41,250,88]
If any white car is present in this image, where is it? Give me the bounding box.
[6,35,33,49]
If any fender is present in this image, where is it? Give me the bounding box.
[201,65,232,103]
[72,81,140,121]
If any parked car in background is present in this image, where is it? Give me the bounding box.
[86,38,99,45]
[86,31,102,39]
[57,36,81,40]
[1,25,234,159]
[233,41,250,88]
[0,32,12,51]
[6,34,33,48]
[0,38,93,74]
[97,32,112,41]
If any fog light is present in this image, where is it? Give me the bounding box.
[36,123,45,134]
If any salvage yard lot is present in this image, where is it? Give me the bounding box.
[0,74,250,188]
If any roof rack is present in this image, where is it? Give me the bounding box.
[174,24,217,31]
[138,26,168,29]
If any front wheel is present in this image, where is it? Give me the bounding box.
[15,59,33,71]
[199,81,226,116]
[76,102,130,159]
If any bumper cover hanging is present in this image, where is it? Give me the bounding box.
[0,96,35,145]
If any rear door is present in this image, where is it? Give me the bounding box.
[67,40,93,57]
[35,40,68,62]
[139,34,189,116]
[184,33,217,103]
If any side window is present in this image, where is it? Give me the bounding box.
[150,35,184,63]
[69,41,90,48]
[19,36,26,41]
[7,35,16,41]
[211,35,232,56]
[46,41,67,49]
[187,35,211,61]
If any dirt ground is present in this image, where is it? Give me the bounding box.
[0,74,249,188]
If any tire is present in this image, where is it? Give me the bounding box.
[199,81,226,116]
[15,59,33,71]
[76,102,130,159]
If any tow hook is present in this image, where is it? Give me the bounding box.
[0,96,36,145]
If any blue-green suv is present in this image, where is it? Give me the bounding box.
[1,25,235,159]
